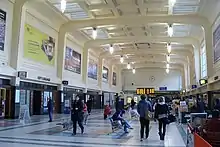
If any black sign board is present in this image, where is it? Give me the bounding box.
[37,76,50,81]
[214,76,219,81]
[18,71,27,79]
[62,80,68,85]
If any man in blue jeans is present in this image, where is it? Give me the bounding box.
[112,110,133,133]
[47,97,53,122]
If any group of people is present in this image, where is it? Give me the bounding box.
[109,94,171,141]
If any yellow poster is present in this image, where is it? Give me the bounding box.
[23,24,55,65]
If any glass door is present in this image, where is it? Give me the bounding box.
[0,88,6,118]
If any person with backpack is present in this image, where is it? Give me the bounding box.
[154,96,169,140]
[137,94,152,141]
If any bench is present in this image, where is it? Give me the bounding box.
[56,119,73,130]
[109,117,122,132]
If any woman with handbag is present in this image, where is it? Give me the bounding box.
[154,96,169,141]
[137,94,152,141]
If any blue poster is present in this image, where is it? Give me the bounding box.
[0,9,6,51]
[213,23,220,63]
[88,58,97,80]
[64,47,81,74]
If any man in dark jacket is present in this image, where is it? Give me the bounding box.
[214,99,220,111]
[47,97,53,122]
[87,98,92,115]
[137,94,152,141]
[71,95,84,135]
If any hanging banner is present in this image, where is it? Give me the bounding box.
[0,9,6,51]
[102,66,109,82]
[64,47,81,74]
[88,58,97,80]
[24,24,55,65]
[112,72,116,86]
[213,23,220,63]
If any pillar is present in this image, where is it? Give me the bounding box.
[194,48,201,83]
[57,29,66,80]
[10,0,27,69]
[98,57,103,89]
[109,65,113,88]
[204,25,213,78]
[82,48,89,87]
[181,69,186,90]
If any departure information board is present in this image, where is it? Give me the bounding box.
[136,88,155,95]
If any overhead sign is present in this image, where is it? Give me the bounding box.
[199,79,207,86]
[136,88,155,95]
[62,80,68,85]
[17,71,27,79]
[192,85,197,89]
[159,87,167,91]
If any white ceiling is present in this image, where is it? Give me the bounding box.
[47,0,204,69]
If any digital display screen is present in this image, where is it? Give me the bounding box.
[136,88,155,95]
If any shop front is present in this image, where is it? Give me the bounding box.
[15,81,58,118]
[0,78,14,119]
[62,87,83,114]
[86,90,102,109]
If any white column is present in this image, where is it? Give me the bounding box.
[109,65,113,88]
[82,48,89,87]
[10,0,27,69]
[204,25,213,78]
[194,48,201,83]
[181,70,186,90]
[98,57,103,89]
[57,30,66,80]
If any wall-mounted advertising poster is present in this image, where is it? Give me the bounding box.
[24,24,55,65]
[0,9,6,51]
[213,23,220,63]
[88,58,97,80]
[64,47,81,74]
[102,66,109,82]
[112,72,116,86]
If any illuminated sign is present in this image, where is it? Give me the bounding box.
[136,88,155,95]
[192,85,197,89]
[199,79,207,86]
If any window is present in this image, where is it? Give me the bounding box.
[200,40,207,78]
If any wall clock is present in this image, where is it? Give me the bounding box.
[149,76,155,82]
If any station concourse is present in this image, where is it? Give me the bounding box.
[0,0,220,146]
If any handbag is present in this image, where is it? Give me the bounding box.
[145,110,152,120]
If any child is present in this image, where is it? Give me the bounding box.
[83,100,88,125]
[104,105,111,119]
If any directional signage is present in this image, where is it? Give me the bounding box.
[136,88,155,95]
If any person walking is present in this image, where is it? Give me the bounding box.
[137,94,152,141]
[87,98,92,115]
[71,95,84,136]
[154,96,169,140]
[47,97,53,122]
[82,100,89,125]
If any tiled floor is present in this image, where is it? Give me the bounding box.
[0,110,186,147]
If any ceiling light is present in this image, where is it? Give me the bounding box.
[61,0,66,13]
[167,54,170,62]
[125,55,129,58]
[132,68,136,74]
[169,0,176,6]
[166,68,169,74]
[109,44,114,54]
[120,56,124,63]
[92,27,97,39]
[167,43,171,54]
[168,24,173,37]
[127,63,131,69]
[166,63,170,69]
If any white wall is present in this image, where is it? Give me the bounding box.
[63,38,85,88]
[122,68,182,91]
[18,10,59,84]
[0,0,15,76]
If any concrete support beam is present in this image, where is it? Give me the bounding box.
[82,47,89,86]
[10,0,27,69]
[98,58,103,89]
[109,65,113,88]
[84,37,199,48]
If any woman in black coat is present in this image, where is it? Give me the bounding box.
[71,95,84,135]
